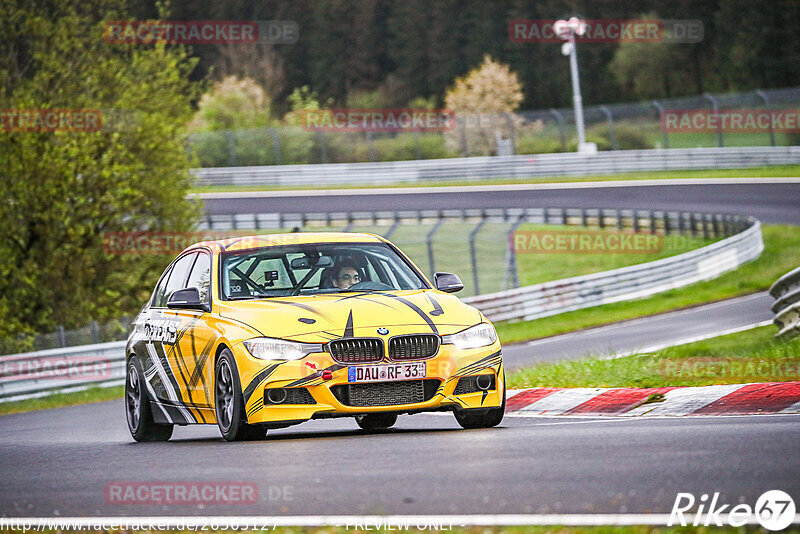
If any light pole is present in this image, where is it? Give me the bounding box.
[555,17,596,154]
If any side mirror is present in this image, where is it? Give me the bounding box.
[434,272,464,293]
[167,287,210,312]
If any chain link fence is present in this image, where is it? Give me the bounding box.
[188,87,800,166]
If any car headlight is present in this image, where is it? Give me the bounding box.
[441,323,497,349]
[243,337,322,360]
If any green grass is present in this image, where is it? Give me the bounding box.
[506,325,800,389]
[496,224,800,345]
[191,164,800,193]
[0,385,123,416]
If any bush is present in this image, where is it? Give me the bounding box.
[587,121,654,150]
[516,136,564,154]
[188,132,233,167]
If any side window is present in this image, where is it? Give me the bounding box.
[151,265,173,308]
[156,253,197,307]
[186,251,211,304]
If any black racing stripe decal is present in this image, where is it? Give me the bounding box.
[266,300,338,325]
[247,397,264,418]
[427,294,444,316]
[167,316,207,422]
[380,294,439,335]
[343,310,354,338]
[449,350,503,379]
[242,363,283,404]
[152,342,186,402]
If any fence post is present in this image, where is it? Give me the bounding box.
[56,325,66,348]
[426,217,445,276]
[469,218,487,295]
[90,321,99,344]
[652,100,669,149]
[503,218,524,290]
[756,90,777,147]
[600,105,618,150]
[223,131,238,166]
[549,109,567,152]
[269,128,282,164]
[366,132,377,162]
[458,116,469,156]
[703,93,724,147]
[316,130,328,163]
[413,132,423,160]
[504,112,517,155]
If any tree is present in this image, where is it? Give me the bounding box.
[444,55,524,156]
[0,0,201,345]
[188,76,272,132]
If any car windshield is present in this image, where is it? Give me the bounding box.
[220,242,428,299]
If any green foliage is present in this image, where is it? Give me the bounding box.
[188,75,271,132]
[0,0,201,339]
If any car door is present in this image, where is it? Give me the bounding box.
[143,252,198,423]
[171,250,218,415]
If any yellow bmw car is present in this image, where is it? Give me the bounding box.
[125,232,504,441]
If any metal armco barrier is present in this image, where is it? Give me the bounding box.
[465,217,763,322]
[0,211,763,403]
[770,267,800,339]
[0,341,126,402]
[193,146,800,187]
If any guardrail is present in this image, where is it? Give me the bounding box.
[193,146,800,187]
[466,217,762,322]
[769,267,800,339]
[0,341,126,403]
[0,210,763,403]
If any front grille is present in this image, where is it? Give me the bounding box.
[328,338,384,364]
[331,379,441,407]
[453,375,496,395]
[389,334,440,360]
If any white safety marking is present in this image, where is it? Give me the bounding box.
[625,383,745,416]
[517,388,611,415]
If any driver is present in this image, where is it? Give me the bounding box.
[331,260,361,290]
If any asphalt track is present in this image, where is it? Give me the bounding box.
[199,180,800,224]
[502,291,774,369]
[1,401,798,517]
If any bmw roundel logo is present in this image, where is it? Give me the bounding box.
[377,327,390,335]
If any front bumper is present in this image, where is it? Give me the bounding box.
[234,341,504,425]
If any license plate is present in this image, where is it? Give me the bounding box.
[347,362,426,383]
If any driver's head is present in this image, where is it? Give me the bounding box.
[332,260,360,290]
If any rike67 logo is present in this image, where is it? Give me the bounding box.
[669,490,796,530]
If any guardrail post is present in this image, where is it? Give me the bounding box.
[469,217,487,295]
[598,209,605,229]
[703,93,724,147]
[581,208,588,227]
[549,109,567,152]
[599,105,618,150]
[756,90,776,147]
[426,217,445,276]
[652,100,669,149]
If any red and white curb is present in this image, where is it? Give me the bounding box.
[505,381,800,416]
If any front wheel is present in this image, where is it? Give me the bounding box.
[355,413,397,431]
[125,359,173,442]
[215,350,267,441]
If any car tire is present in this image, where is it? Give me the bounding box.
[355,413,397,431]
[125,358,173,442]
[215,349,268,442]
[454,373,506,429]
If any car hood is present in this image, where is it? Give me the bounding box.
[216,289,483,342]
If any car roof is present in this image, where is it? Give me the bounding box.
[188,232,386,254]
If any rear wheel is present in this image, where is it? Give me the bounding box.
[125,359,173,442]
[215,349,267,441]
[454,374,505,429]
[355,413,397,431]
